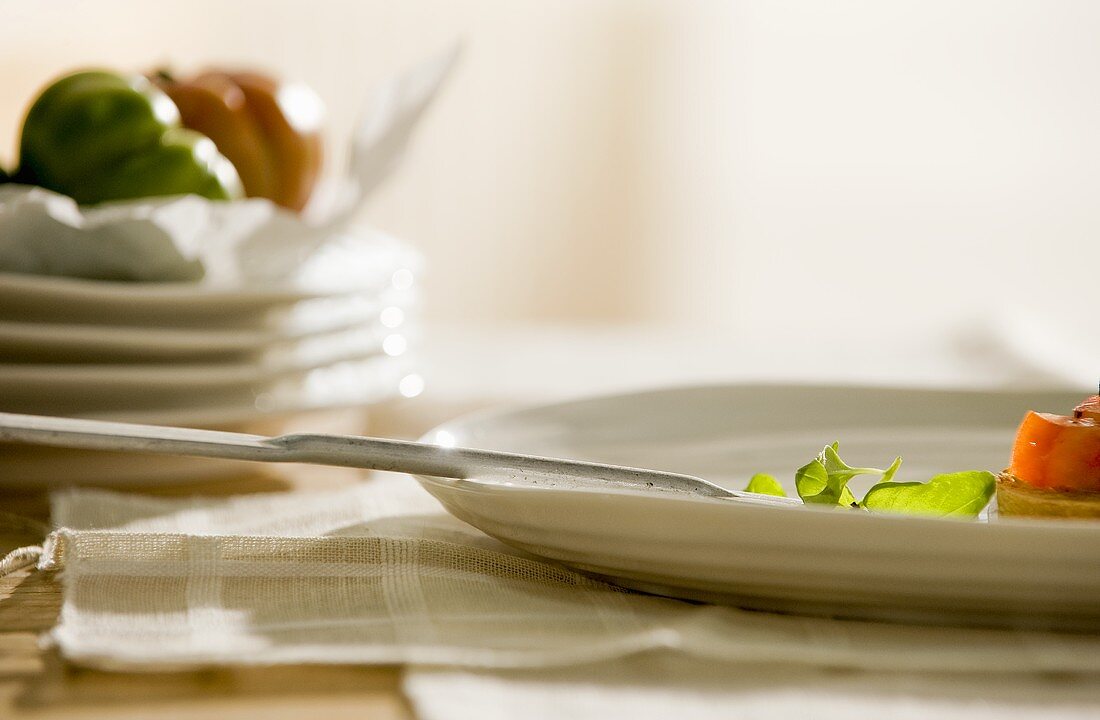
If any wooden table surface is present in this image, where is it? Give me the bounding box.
[0,402,481,720]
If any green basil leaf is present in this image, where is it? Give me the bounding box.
[820,443,901,485]
[794,458,830,503]
[880,455,902,484]
[744,473,787,497]
[795,458,857,506]
[796,443,896,507]
[838,484,858,507]
[861,471,996,517]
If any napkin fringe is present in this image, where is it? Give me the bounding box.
[0,544,43,576]
[0,511,52,576]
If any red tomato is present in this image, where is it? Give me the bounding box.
[1009,410,1100,492]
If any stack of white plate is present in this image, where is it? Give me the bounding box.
[0,232,422,487]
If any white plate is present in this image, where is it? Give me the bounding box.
[417,384,1099,630]
[0,232,419,327]
[0,295,398,363]
[79,353,414,425]
[0,323,404,414]
[0,271,322,327]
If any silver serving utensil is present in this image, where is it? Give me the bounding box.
[0,412,799,505]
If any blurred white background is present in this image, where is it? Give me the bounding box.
[1,1,1095,389]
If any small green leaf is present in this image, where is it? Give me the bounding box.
[744,473,787,497]
[794,458,832,504]
[861,471,996,517]
[795,458,857,506]
[880,455,902,484]
[838,484,858,507]
[796,443,897,507]
[820,444,900,485]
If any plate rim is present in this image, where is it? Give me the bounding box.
[417,382,1097,535]
[0,270,340,304]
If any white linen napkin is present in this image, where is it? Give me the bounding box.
[29,474,1100,717]
[405,655,1100,720]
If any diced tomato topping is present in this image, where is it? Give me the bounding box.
[1009,410,1100,492]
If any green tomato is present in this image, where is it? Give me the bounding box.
[17,70,241,204]
[91,128,242,203]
